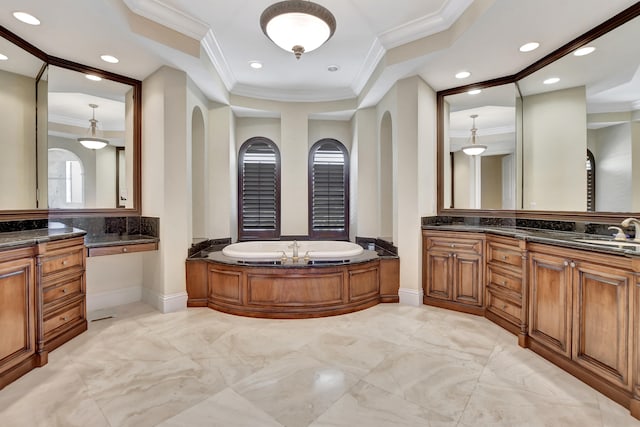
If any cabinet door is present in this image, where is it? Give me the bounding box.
[424,250,452,300]
[0,258,35,374]
[572,261,632,390]
[529,252,572,358]
[453,252,482,306]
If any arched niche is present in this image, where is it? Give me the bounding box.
[379,111,393,240]
[191,106,206,241]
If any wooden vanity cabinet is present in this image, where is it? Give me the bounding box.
[484,235,527,346]
[36,236,87,362]
[422,231,485,315]
[528,243,633,393]
[0,247,37,389]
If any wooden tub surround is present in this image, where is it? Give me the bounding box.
[186,250,399,319]
[422,227,640,420]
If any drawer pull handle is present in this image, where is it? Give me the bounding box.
[502,256,507,260]
[62,260,68,265]
[62,288,67,293]
[501,280,506,286]
[61,316,68,321]
[502,305,507,310]
[123,247,128,253]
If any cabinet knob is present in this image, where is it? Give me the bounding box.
[502,255,507,260]
[62,260,68,265]
[61,316,68,321]
[501,280,506,286]
[570,262,575,268]
[453,254,457,258]
[502,304,507,310]
[62,288,67,293]
[451,244,455,248]
[123,247,128,253]
[564,261,569,267]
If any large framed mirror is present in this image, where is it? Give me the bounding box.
[0,26,141,219]
[438,3,640,222]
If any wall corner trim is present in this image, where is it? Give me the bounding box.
[398,287,423,306]
[142,288,188,313]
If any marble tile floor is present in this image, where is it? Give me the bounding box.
[1,302,639,427]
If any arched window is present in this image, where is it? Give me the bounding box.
[48,148,84,209]
[238,137,280,240]
[308,139,349,240]
[586,149,596,212]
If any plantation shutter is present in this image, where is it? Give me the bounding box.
[311,142,346,233]
[586,149,595,212]
[239,140,279,239]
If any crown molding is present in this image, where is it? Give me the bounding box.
[351,38,386,95]
[231,83,357,103]
[378,0,474,49]
[122,0,209,39]
[201,30,236,92]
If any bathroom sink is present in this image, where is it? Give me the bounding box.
[575,239,640,248]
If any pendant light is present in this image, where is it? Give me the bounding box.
[77,104,108,150]
[260,1,336,60]
[461,114,487,156]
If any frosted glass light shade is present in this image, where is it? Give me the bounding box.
[462,144,487,156]
[261,1,336,59]
[78,137,108,150]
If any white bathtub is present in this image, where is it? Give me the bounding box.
[222,240,364,260]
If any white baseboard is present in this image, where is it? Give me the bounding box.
[142,288,188,313]
[398,287,423,306]
[87,286,142,313]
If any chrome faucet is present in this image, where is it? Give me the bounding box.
[621,218,640,242]
[288,240,300,260]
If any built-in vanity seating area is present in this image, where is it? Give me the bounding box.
[0,217,159,390]
[186,237,399,318]
[422,215,640,419]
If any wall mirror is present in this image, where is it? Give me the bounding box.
[0,26,141,219]
[438,4,640,220]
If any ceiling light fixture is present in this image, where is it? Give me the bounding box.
[327,64,339,72]
[574,46,595,56]
[455,71,471,79]
[101,55,119,64]
[78,104,109,150]
[462,114,487,156]
[519,42,539,52]
[468,89,482,95]
[260,1,336,60]
[85,74,102,81]
[13,12,40,25]
[0,54,7,61]
[543,77,560,85]
[249,61,263,69]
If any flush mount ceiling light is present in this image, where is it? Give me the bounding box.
[327,64,339,72]
[0,54,7,61]
[544,77,560,85]
[455,71,471,79]
[100,54,119,64]
[249,60,263,69]
[13,12,40,25]
[260,0,336,60]
[519,42,539,52]
[574,46,595,56]
[462,114,487,156]
[78,104,109,150]
[468,89,482,95]
[85,74,102,81]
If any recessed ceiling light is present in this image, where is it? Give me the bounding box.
[543,77,560,85]
[574,46,595,56]
[327,64,339,72]
[468,89,482,95]
[455,71,471,79]
[0,54,7,61]
[101,55,119,64]
[13,12,40,26]
[85,74,102,81]
[249,61,263,69]
[519,42,540,52]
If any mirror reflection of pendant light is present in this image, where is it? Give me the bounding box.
[260,0,336,60]
[462,114,487,156]
[78,104,108,150]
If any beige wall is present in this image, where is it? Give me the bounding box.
[522,86,587,211]
[351,108,378,240]
[633,121,640,212]
[453,151,472,208]
[481,155,503,209]
[0,70,36,209]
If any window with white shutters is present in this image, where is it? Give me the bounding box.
[309,139,349,240]
[238,138,280,240]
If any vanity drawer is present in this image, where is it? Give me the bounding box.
[425,236,483,254]
[486,287,521,325]
[487,265,522,295]
[487,243,522,270]
[42,276,83,305]
[43,300,84,336]
[41,248,84,276]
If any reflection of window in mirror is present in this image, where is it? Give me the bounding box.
[586,149,596,212]
[48,148,84,208]
[116,147,126,208]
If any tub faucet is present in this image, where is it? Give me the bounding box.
[289,241,300,260]
[621,218,640,242]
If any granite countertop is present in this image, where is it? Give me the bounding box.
[84,233,159,248]
[422,224,640,257]
[192,249,380,268]
[0,227,87,250]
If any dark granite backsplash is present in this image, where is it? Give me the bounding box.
[0,219,48,233]
[189,238,231,257]
[355,236,398,257]
[49,216,159,238]
[422,215,634,238]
